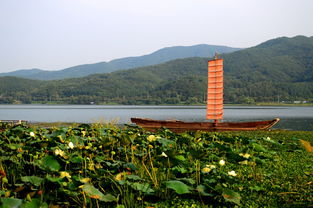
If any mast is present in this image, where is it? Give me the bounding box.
[206,55,223,123]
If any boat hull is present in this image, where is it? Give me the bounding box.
[131,117,280,132]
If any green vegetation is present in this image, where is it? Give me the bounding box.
[0,36,313,105]
[0,122,312,207]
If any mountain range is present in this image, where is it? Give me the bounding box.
[0,44,241,80]
[0,35,312,105]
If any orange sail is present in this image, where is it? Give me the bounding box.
[206,58,223,121]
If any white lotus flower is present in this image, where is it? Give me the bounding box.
[68,142,74,149]
[219,159,225,166]
[30,132,35,137]
[161,152,168,157]
[228,170,237,177]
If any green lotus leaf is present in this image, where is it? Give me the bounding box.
[21,198,48,208]
[157,138,175,148]
[174,155,186,161]
[21,176,44,186]
[196,185,213,196]
[125,175,142,181]
[46,175,62,183]
[41,155,61,171]
[130,182,154,194]
[222,189,241,205]
[179,178,196,185]
[81,183,116,202]
[165,180,191,194]
[251,143,267,152]
[0,198,23,208]
[7,144,19,150]
[70,155,83,163]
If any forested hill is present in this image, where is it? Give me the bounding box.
[0,35,312,104]
[221,35,313,103]
[0,44,240,80]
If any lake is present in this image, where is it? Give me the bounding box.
[0,105,312,131]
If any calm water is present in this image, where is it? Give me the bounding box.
[0,105,312,131]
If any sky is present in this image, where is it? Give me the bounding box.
[1,0,313,73]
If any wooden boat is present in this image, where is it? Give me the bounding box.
[131,117,280,132]
[131,55,280,132]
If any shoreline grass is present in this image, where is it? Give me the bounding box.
[1,102,312,106]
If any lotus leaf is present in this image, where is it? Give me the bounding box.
[222,189,241,205]
[81,183,116,202]
[0,198,23,208]
[40,156,61,171]
[165,180,191,194]
[196,185,213,196]
[130,182,154,194]
[21,176,44,187]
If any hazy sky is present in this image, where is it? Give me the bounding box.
[1,0,313,72]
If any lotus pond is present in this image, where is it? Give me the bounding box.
[0,122,312,208]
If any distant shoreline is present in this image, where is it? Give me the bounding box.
[0,103,312,107]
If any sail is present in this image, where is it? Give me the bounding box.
[206,58,223,121]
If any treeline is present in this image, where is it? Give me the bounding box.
[0,36,313,105]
